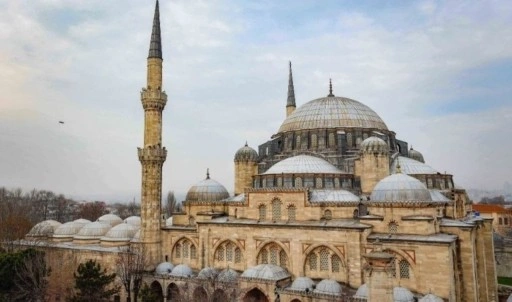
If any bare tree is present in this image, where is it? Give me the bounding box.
[164,191,182,217]
[12,249,51,302]
[75,201,108,221]
[116,245,146,302]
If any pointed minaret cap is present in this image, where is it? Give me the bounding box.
[206,168,210,179]
[286,61,296,107]
[148,0,162,59]
[327,78,334,97]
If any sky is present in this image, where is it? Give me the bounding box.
[1,0,511,202]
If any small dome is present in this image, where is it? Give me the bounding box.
[314,279,342,296]
[234,142,258,162]
[54,220,89,237]
[74,221,112,239]
[197,267,219,279]
[218,268,239,282]
[419,293,443,302]
[97,214,123,226]
[102,223,138,241]
[360,136,388,153]
[241,264,290,280]
[394,286,414,302]
[289,277,315,291]
[170,264,193,277]
[370,173,432,202]
[353,283,368,298]
[155,262,174,275]
[27,220,61,237]
[124,216,141,226]
[408,147,425,163]
[186,170,230,202]
[391,156,437,174]
[264,155,344,175]
[74,218,92,224]
[278,96,388,133]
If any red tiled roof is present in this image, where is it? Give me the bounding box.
[472,204,511,214]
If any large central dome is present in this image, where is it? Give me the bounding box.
[278,96,388,133]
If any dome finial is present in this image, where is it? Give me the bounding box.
[396,158,402,174]
[206,168,210,179]
[245,141,248,147]
[328,78,334,97]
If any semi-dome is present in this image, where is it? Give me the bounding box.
[394,286,414,302]
[53,220,89,237]
[217,268,239,282]
[278,96,388,133]
[170,264,193,277]
[391,156,437,174]
[124,216,141,226]
[155,262,174,275]
[97,214,123,226]
[289,277,315,291]
[102,223,138,241]
[27,220,61,237]
[74,221,112,239]
[419,293,443,302]
[313,279,342,296]
[186,170,230,202]
[360,136,388,153]
[197,267,219,279]
[353,283,368,298]
[241,264,290,280]
[264,155,344,175]
[234,142,258,162]
[409,147,425,163]
[370,173,432,202]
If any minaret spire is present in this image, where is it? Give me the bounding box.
[148,0,162,59]
[328,78,334,97]
[286,61,296,117]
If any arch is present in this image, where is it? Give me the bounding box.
[258,204,266,221]
[150,281,163,301]
[192,286,208,302]
[212,289,228,302]
[257,242,289,268]
[213,239,245,269]
[167,283,180,302]
[382,248,415,281]
[172,237,198,263]
[304,245,347,280]
[243,288,269,302]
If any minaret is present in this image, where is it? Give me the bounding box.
[138,0,166,267]
[286,61,296,117]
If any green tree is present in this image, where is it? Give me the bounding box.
[138,283,160,302]
[68,259,119,302]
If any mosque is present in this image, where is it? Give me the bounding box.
[26,1,498,301]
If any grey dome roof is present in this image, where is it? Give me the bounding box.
[264,155,344,175]
[74,221,112,239]
[170,264,193,277]
[218,268,239,282]
[360,136,388,153]
[234,142,258,162]
[419,294,443,302]
[408,147,425,163]
[241,264,290,280]
[391,156,437,174]
[124,216,141,226]
[314,279,342,296]
[310,189,360,203]
[353,283,368,298]
[102,223,138,241]
[53,220,89,237]
[155,262,174,275]
[289,277,315,291]
[394,286,414,302]
[186,171,230,202]
[74,218,91,224]
[370,173,432,202]
[197,267,219,279]
[27,220,61,237]
[429,189,450,202]
[278,96,388,133]
[97,214,123,226]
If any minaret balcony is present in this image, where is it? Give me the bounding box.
[141,89,167,110]
[138,145,167,163]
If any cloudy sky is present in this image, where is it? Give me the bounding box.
[1,0,511,202]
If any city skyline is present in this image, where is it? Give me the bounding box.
[1,0,512,202]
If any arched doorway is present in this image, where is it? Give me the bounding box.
[150,281,163,301]
[192,286,208,302]
[166,283,180,302]
[243,288,269,302]
[291,299,302,302]
[212,289,228,302]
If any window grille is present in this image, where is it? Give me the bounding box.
[389,221,398,233]
[316,177,323,188]
[288,206,296,222]
[295,177,302,187]
[272,200,282,221]
[390,258,397,278]
[347,133,353,147]
[399,260,410,279]
[270,246,278,265]
[175,243,181,258]
[217,246,225,261]
[191,244,197,259]
[279,250,288,268]
[309,254,317,270]
[259,205,266,221]
[226,242,234,262]
[332,255,341,272]
[324,210,332,220]
[235,248,241,263]
[320,249,329,271]
[183,241,189,258]
[260,249,268,264]
[329,133,335,147]
[311,134,318,148]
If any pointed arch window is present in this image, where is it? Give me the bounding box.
[287,205,296,222]
[259,205,266,221]
[257,243,287,268]
[272,199,282,221]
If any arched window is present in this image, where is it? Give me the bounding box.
[309,253,317,270]
[257,243,288,268]
[332,255,341,272]
[259,205,266,221]
[260,249,268,264]
[324,210,332,220]
[272,199,282,221]
[311,134,318,148]
[295,177,302,187]
[384,250,413,281]
[183,241,189,258]
[295,135,301,150]
[173,238,197,263]
[217,246,225,261]
[388,221,398,233]
[226,242,234,262]
[320,249,329,271]
[305,246,345,278]
[175,243,181,258]
[328,133,335,147]
[235,248,242,263]
[190,245,197,259]
[279,250,288,268]
[399,260,410,279]
[214,240,243,268]
[288,205,296,222]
